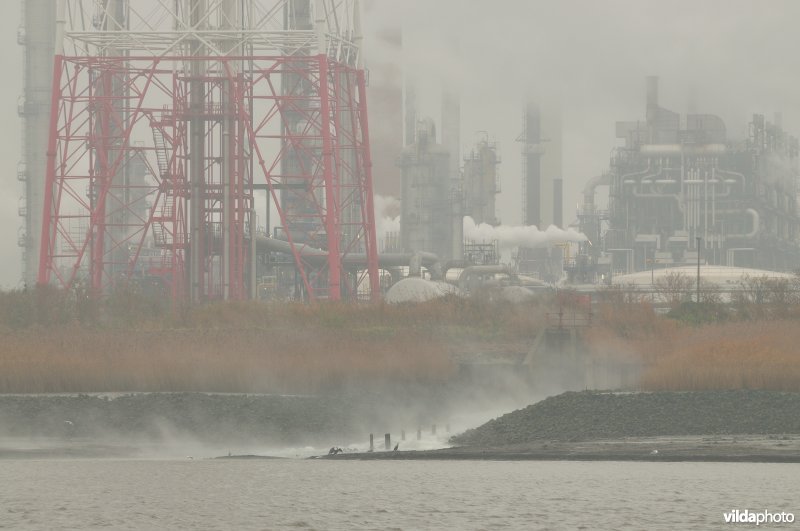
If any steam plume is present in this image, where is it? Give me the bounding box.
[463,216,587,249]
[374,194,401,237]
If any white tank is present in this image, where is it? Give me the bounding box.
[385,277,460,304]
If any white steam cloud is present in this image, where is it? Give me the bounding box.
[373,200,588,252]
[463,216,587,250]
[374,195,401,245]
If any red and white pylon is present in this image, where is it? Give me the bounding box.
[37,0,380,302]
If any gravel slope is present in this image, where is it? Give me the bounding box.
[451,390,800,446]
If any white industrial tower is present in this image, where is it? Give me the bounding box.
[18,0,56,286]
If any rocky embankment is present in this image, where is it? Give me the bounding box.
[451,390,800,447]
[0,393,363,445]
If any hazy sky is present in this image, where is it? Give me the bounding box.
[368,0,800,229]
[2,1,800,288]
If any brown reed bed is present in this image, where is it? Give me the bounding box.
[3,285,798,394]
[0,290,547,394]
[589,300,800,392]
[0,325,456,394]
[639,321,800,392]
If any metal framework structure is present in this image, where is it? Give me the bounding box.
[572,77,800,284]
[38,0,380,302]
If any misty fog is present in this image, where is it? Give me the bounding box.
[3,1,799,287]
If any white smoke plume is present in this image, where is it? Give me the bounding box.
[463,216,587,250]
[374,194,401,241]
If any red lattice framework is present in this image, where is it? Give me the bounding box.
[38,54,380,302]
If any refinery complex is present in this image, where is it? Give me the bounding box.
[16,1,800,304]
[575,77,800,284]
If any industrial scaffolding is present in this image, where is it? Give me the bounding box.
[36,0,380,303]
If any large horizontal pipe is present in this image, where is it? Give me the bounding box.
[639,144,727,156]
[255,236,443,279]
[456,264,512,291]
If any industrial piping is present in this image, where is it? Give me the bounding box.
[255,236,444,280]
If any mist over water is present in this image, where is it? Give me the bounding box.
[0,366,555,460]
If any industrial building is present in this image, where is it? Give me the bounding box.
[24,4,795,303]
[18,0,514,304]
[397,117,466,263]
[463,137,500,227]
[572,77,800,284]
[18,0,55,287]
[516,103,565,281]
[361,0,403,198]
[519,103,563,230]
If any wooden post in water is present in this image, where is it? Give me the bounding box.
[384,433,391,450]
[369,433,374,452]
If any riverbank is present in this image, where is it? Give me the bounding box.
[0,387,473,451]
[4,389,800,462]
[320,435,800,462]
[320,390,800,462]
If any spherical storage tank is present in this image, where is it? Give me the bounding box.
[384,277,460,304]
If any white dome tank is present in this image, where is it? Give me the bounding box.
[385,277,460,304]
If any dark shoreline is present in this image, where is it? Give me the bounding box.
[317,435,800,463]
[2,434,799,462]
[4,391,800,462]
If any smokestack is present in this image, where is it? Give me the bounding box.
[403,75,416,147]
[646,76,659,110]
[441,89,460,178]
[442,89,462,260]
[646,76,659,143]
[686,84,698,115]
[553,178,563,228]
[523,103,541,227]
[363,1,403,195]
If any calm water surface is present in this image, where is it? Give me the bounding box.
[2,459,798,530]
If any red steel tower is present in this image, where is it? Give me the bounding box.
[38,0,379,302]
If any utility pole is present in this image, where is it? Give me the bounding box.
[649,246,655,285]
[696,236,702,303]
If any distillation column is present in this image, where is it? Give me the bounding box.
[20,0,55,285]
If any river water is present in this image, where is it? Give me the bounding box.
[2,458,797,530]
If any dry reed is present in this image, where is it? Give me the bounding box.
[640,321,800,391]
[3,286,798,394]
[0,292,546,394]
[0,326,455,394]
